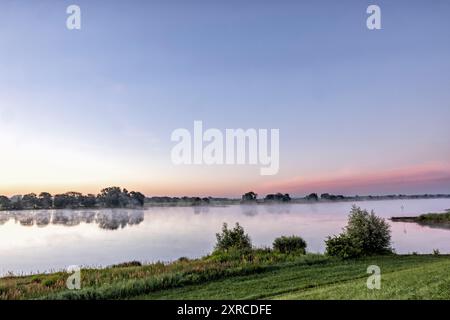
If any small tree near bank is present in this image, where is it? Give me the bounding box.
[325,205,392,259]
[273,236,307,254]
[215,222,252,252]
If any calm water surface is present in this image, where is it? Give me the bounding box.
[1,199,450,276]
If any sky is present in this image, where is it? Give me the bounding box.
[0,0,449,197]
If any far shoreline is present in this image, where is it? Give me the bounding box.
[2,186,449,212]
[0,194,449,212]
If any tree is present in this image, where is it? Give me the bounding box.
[53,192,81,209]
[22,193,39,209]
[80,194,97,208]
[320,193,345,201]
[264,193,291,202]
[98,187,123,207]
[306,193,318,201]
[0,187,146,211]
[215,222,252,252]
[97,187,145,208]
[273,236,307,254]
[53,194,69,209]
[38,192,53,209]
[129,191,145,206]
[65,192,83,207]
[345,206,392,254]
[325,205,392,258]
[10,195,23,210]
[202,197,210,204]
[241,191,257,202]
[0,196,11,210]
[321,193,331,200]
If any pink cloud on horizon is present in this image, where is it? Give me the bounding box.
[258,162,450,196]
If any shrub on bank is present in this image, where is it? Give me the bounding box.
[214,222,252,252]
[273,236,307,254]
[324,234,363,259]
[325,205,392,259]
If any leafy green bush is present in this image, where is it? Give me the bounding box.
[324,234,363,259]
[273,236,307,254]
[214,222,252,252]
[42,275,59,287]
[325,205,392,259]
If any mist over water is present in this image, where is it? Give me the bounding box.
[1,199,450,276]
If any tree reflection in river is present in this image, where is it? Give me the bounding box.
[0,209,144,230]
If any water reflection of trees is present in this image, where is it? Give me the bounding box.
[0,209,144,230]
[193,206,210,215]
[241,205,259,217]
[239,204,292,216]
[264,204,291,214]
[415,221,450,231]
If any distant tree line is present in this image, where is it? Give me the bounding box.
[0,187,145,211]
[147,196,211,205]
[303,193,450,202]
[241,191,450,204]
[241,192,291,203]
[305,193,346,201]
[2,188,449,211]
[264,193,291,202]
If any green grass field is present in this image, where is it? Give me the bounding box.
[139,255,450,300]
[2,253,450,300]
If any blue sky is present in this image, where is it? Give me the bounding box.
[1,0,449,196]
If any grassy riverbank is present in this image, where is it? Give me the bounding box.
[1,252,450,300]
[391,209,450,229]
